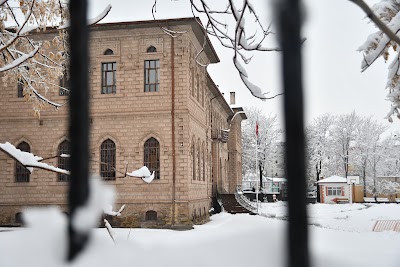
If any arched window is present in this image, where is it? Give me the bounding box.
[201,82,205,106]
[57,140,71,182]
[17,80,24,98]
[100,139,116,180]
[192,140,196,180]
[144,137,160,179]
[195,76,199,101]
[201,142,206,181]
[145,210,157,221]
[196,76,201,102]
[59,66,70,96]
[104,48,114,55]
[15,142,30,182]
[191,65,195,97]
[146,46,157,53]
[197,140,201,180]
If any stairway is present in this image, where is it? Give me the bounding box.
[220,194,251,214]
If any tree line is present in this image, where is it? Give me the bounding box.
[242,109,400,196]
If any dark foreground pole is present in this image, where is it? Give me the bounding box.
[277,1,310,267]
[68,0,90,261]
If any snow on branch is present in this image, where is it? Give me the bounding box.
[126,166,155,183]
[0,1,111,117]
[103,204,125,217]
[354,0,400,121]
[0,142,69,174]
[104,219,116,244]
[0,45,40,72]
[153,0,282,100]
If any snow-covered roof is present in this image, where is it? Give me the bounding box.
[317,175,347,184]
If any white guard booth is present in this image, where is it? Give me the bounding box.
[316,175,352,204]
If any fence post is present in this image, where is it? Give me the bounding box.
[68,0,90,261]
[277,1,310,267]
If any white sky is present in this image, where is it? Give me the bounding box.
[88,0,400,134]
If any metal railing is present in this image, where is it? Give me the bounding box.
[66,0,309,266]
[234,186,258,213]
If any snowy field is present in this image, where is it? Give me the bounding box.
[0,203,399,267]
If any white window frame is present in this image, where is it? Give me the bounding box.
[326,186,342,196]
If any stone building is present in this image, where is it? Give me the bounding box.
[0,18,246,228]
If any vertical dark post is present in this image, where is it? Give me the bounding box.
[68,0,90,261]
[259,164,263,190]
[277,1,310,267]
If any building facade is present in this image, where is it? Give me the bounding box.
[0,18,246,228]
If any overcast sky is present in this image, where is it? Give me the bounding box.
[88,0,400,135]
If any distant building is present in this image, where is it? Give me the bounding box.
[317,175,357,203]
[0,18,246,228]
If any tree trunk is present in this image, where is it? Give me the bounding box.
[316,161,321,202]
[259,164,263,191]
[363,164,366,197]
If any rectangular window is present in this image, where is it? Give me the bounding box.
[59,74,70,96]
[144,60,160,92]
[326,186,342,196]
[17,81,24,98]
[101,62,116,94]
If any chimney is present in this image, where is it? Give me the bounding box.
[230,92,236,105]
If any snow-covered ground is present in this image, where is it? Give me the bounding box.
[0,203,399,267]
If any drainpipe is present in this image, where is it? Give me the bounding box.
[210,94,222,196]
[171,36,176,225]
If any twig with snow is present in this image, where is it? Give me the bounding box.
[0,142,69,174]
[104,219,116,244]
[153,0,282,100]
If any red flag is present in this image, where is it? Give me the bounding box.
[256,121,259,138]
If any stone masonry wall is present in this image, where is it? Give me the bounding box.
[0,19,241,227]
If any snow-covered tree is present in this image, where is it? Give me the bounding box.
[356,0,400,121]
[305,113,335,201]
[366,178,400,195]
[380,133,400,176]
[241,106,282,186]
[0,0,110,117]
[152,0,282,101]
[353,116,388,196]
[331,111,362,178]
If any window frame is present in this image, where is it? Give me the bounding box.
[326,186,342,196]
[144,59,160,92]
[17,81,24,98]
[15,142,30,183]
[145,210,157,221]
[59,68,70,96]
[101,62,117,94]
[57,140,71,182]
[192,140,196,180]
[146,46,157,53]
[144,137,160,180]
[100,139,116,180]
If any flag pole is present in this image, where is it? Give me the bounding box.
[255,121,259,214]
